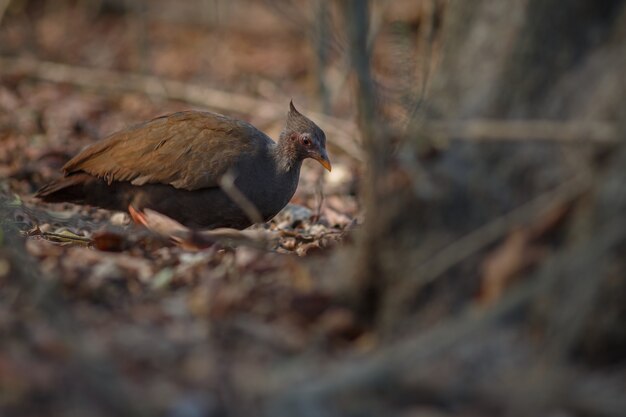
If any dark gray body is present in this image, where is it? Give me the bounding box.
[46,145,302,229]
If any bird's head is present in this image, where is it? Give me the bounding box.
[280,101,331,172]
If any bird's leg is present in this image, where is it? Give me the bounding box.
[128,205,148,226]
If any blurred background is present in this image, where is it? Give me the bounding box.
[1,1,625,416]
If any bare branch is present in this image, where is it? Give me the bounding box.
[383,174,590,324]
[218,170,264,225]
[423,119,618,144]
[0,0,11,27]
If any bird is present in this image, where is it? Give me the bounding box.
[36,101,331,230]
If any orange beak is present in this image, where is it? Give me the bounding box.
[314,150,332,172]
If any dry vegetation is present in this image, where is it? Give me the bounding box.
[1,1,625,416]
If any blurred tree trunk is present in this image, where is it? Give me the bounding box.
[268,1,626,414]
[342,0,394,324]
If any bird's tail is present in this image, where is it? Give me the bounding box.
[35,173,92,203]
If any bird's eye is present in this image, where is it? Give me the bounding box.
[301,137,312,147]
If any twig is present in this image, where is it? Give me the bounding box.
[218,170,264,225]
[382,175,590,325]
[314,173,325,221]
[136,208,278,250]
[422,119,618,144]
[39,231,92,245]
[404,0,442,127]
[0,0,11,27]
[21,224,92,245]
[313,0,330,114]
[417,176,587,282]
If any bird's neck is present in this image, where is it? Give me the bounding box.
[272,138,301,173]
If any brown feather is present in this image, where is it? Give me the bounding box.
[62,111,267,191]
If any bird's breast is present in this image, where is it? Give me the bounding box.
[233,156,301,221]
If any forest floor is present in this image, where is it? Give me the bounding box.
[0,4,373,416]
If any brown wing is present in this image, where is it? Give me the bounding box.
[63,111,267,191]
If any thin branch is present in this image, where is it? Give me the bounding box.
[138,208,279,250]
[423,119,618,144]
[218,170,264,225]
[382,174,591,324]
[404,0,442,126]
[0,0,11,27]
